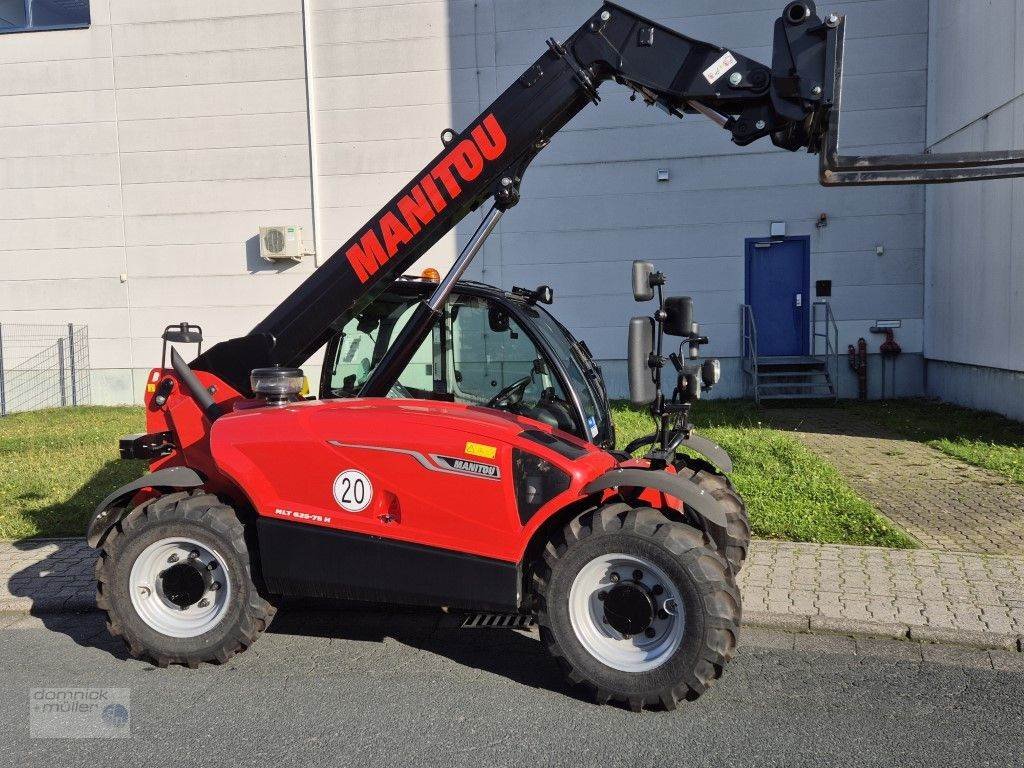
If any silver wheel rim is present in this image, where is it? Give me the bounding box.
[568,552,685,672]
[128,537,232,639]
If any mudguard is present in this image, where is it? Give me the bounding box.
[86,466,205,548]
[678,432,733,474]
[583,467,729,543]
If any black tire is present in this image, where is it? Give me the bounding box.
[95,491,276,667]
[676,457,751,574]
[533,503,741,711]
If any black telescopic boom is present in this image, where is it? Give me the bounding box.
[191,2,819,394]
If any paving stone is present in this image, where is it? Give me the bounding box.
[763,408,1024,556]
[810,616,906,640]
[743,611,809,632]
[909,625,1019,651]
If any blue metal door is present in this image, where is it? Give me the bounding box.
[745,237,810,357]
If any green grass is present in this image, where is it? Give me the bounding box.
[613,401,915,549]
[844,399,1024,487]
[0,406,145,540]
[1,401,920,547]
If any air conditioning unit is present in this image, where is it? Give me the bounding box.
[259,225,306,262]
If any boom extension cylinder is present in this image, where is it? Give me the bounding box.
[359,204,505,397]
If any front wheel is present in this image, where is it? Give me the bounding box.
[95,492,276,667]
[533,503,741,711]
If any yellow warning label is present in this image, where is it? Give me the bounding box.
[146,383,157,393]
[465,441,497,460]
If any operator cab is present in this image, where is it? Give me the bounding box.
[320,278,614,448]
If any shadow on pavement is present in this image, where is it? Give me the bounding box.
[7,537,130,660]
[267,603,583,702]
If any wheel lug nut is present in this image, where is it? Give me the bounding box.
[207,561,218,571]
[645,628,656,639]
[652,584,664,596]
[188,550,200,561]
[210,581,221,592]
[198,598,210,608]
[657,609,668,620]
[609,572,620,583]
[633,569,644,582]
[167,553,179,563]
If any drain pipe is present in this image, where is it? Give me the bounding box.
[847,337,868,400]
[300,0,323,266]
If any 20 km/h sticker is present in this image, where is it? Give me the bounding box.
[333,470,373,512]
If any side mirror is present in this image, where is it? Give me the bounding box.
[628,317,656,406]
[488,306,509,333]
[663,296,693,337]
[632,261,655,302]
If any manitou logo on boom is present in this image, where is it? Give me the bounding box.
[345,114,508,283]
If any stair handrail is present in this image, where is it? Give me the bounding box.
[812,300,839,401]
[741,304,759,404]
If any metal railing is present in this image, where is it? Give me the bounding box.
[740,304,760,404]
[811,301,839,401]
[0,323,90,416]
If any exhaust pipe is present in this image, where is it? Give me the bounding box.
[171,348,223,422]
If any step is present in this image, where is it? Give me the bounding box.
[757,361,827,373]
[757,384,835,393]
[757,371,831,381]
[757,392,837,401]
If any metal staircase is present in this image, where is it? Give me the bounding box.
[741,303,839,404]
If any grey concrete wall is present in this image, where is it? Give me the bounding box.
[924,0,1024,418]
[470,0,929,376]
[0,0,929,404]
[0,0,317,403]
[926,359,1024,423]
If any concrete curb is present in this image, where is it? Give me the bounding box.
[4,598,1022,654]
[744,611,1024,653]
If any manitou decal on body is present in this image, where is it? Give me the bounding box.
[345,113,508,283]
[434,456,501,480]
[327,441,502,481]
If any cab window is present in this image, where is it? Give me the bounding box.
[327,294,437,397]
[325,292,581,436]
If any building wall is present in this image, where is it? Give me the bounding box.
[924,0,1024,419]
[0,0,930,404]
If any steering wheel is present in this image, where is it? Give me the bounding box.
[487,375,532,409]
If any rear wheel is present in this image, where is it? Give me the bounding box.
[95,492,276,667]
[533,503,741,711]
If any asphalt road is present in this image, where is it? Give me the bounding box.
[1,607,1022,767]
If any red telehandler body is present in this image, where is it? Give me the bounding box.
[86,1,1024,710]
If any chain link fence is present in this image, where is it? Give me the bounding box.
[0,323,90,416]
